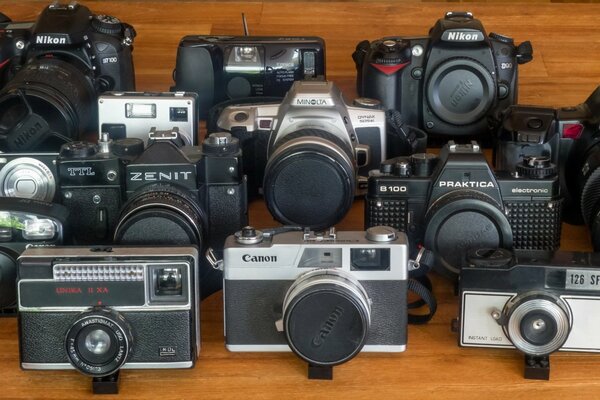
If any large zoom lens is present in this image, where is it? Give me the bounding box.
[282,268,371,367]
[65,308,133,377]
[0,57,96,151]
[263,129,356,230]
[501,293,571,356]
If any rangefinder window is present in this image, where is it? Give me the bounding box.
[298,248,342,268]
[351,248,390,271]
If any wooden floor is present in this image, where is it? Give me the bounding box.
[1,1,600,399]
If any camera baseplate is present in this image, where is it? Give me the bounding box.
[92,371,120,394]
[308,364,333,380]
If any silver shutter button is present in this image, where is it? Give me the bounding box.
[366,226,397,242]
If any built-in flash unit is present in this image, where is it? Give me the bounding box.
[126,103,157,118]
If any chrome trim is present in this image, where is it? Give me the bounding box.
[22,361,194,370]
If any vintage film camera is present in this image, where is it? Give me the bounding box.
[496,86,600,229]
[223,226,408,379]
[215,80,386,230]
[353,11,532,140]
[98,91,198,145]
[457,248,600,380]
[172,34,325,117]
[0,2,135,152]
[0,197,68,311]
[365,141,562,279]
[18,246,200,393]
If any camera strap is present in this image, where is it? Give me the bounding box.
[407,247,437,324]
[386,109,428,156]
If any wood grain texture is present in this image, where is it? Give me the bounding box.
[0,2,599,399]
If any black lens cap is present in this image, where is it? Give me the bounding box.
[285,287,369,366]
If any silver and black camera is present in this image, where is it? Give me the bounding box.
[18,246,200,393]
[223,226,408,379]
[0,152,58,202]
[98,91,198,145]
[457,248,600,380]
[215,80,387,230]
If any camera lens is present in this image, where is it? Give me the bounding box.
[0,157,56,201]
[66,308,132,377]
[0,247,18,309]
[263,129,355,230]
[425,58,495,128]
[0,57,96,151]
[503,293,570,356]
[282,269,371,367]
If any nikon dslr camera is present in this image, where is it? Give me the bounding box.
[457,248,600,380]
[18,246,200,391]
[172,35,325,117]
[0,2,135,151]
[223,226,408,378]
[353,11,533,139]
[365,141,562,279]
[214,80,386,230]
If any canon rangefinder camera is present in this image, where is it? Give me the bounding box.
[215,79,386,230]
[18,246,200,390]
[0,2,135,152]
[457,248,600,380]
[365,141,562,278]
[172,35,325,117]
[223,225,408,378]
[353,11,532,140]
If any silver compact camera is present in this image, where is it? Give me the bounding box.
[223,226,408,379]
[215,80,387,230]
[98,91,198,145]
[18,246,200,392]
[457,248,600,380]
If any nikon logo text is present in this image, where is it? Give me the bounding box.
[295,98,333,106]
[129,171,192,181]
[35,35,67,45]
[451,80,474,108]
[443,31,483,42]
[242,254,277,262]
[312,306,344,347]
[439,181,494,188]
[13,122,43,149]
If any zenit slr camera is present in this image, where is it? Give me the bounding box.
[18,246,200,390]
[223,226,408,379]
[457,248,600,380]
[353,11,532,139]
[172,35,325,117]
[365,141,562,278]
[0,2,135,152]
[215,80,386,230]
[496,86,600,230]
[98,91,198,145]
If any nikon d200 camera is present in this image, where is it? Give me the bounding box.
[365,141,561,278]
[223,226,408,378]
[0,2,135,151]
[353,12,532,139]
[215,80,386,230]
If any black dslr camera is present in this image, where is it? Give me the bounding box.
[365,141,562,279]
[0,2,136,152]
[457,248,600,380]
[172,35,325,117]
[353,11,532,140]
[496,86,600,230]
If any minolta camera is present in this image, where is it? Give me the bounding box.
[496,86,600,227]
[353,11,533,139]
[98,91,198,145]
[56,131,247,255]
[223,226,408,378]
[365,141,562,279]
[214,80,386,230]
[18,246,200,391]
[172,35,325,117]
[457,248,600,380]
[0,2,135,152]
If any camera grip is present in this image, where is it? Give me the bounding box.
[174,45,216,118]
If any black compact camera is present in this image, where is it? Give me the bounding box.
[353,11,533,140]
[18,246,200,392]
[496,86,600,229]
[172,35,325,117]
[0,2,136,152]
[365,141,562,279]
[56,131,247,255]
[457,248,600,380]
